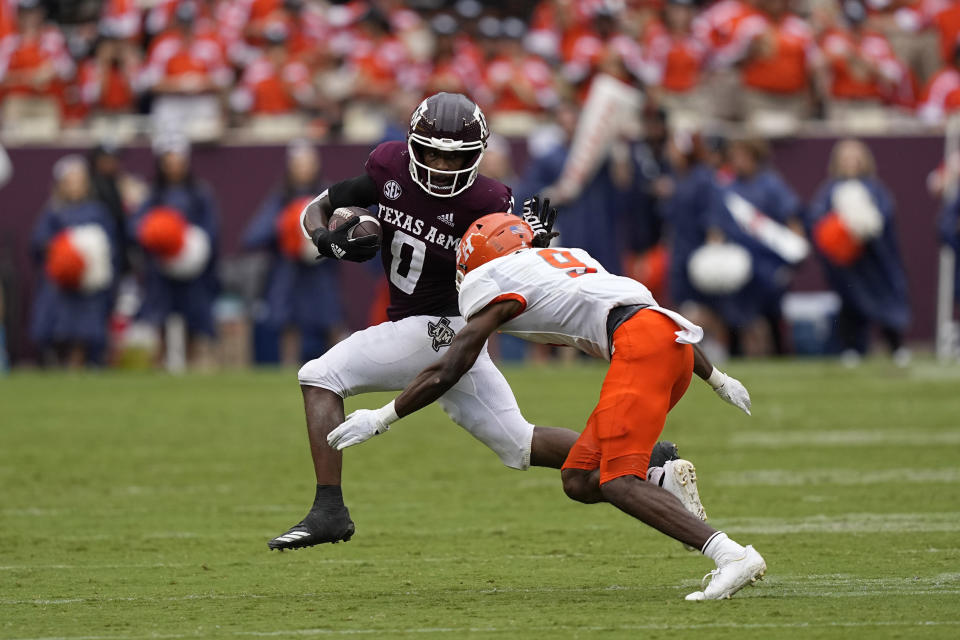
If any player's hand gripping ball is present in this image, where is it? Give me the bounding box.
[311,206,381,262]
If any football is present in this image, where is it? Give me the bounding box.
[328,206,382,244]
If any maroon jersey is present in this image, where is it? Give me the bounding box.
[365,141,513,320]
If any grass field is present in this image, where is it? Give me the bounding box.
[2,359,960,639]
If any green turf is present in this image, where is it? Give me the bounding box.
[1,359,959,639]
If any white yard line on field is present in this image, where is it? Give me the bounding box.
[730,429,960,448]
[713,467,960,486]
[715,511,960,534]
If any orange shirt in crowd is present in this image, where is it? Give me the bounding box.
[563,26,643,99]
[144,28,230,91]
[741,14,817,94]
[642,21,707,92]
[0,24,73,97]
[423,47,485,100]
[347,32,407,98]
[693,0,761,67]
[0,0,16,43]
[933,1,960,62]
[821,28,901,100]
[78,59,136,112]
[485,52,557,112]
[238,54,310,114]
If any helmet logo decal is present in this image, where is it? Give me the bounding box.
[459,231,478,263]
[410,99,428,129]
[383,180,402,200]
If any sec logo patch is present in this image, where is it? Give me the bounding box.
[383,180,402,200]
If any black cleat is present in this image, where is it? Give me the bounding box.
[268,505,355,550]
[648,441,680,470]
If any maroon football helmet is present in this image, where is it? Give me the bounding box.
[407,92,489,198]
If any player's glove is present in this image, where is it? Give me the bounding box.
[327,401,399,450]
[707,368,752,416]
[522,195,559,248]
[310,216,379,262]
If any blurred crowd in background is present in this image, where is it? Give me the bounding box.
[10,112,960,372]
[8,0,960,142]
[3,0,960,372]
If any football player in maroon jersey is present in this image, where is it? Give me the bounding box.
[268,92,579,550]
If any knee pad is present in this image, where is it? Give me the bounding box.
[297,356,345,397]
[497,437,532,471]
[439,397,533,471]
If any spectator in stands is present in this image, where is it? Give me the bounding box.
[88,143,147,277]
[931,0,960,67]
[241,0,291,47]
[231,21,314,131]
[820,0,905,124]
[561,4,644,100]
[528,0,590,64]
[710,137,804,355]
[739,0,824,132]
[806,138,911,365]
[0,0,16,44]
[142,1,230,141]
[421,13,485,99]
[918,40,960,123]
[485,17,557,114]
[0,0,75,136]
[98,0,141,43]
[693,0,761,120]
[641,0,708,126]
[660,129,726,311]
[144,0,181,39]
[132,132,220,369]
[241,140,343,365]
[519,99,635,275]
[346,8,406,103]
[30,155,119,367]
[474,14,505,66]
[76,25,140,121]
[862,0,939,85]
[625,104,671,262]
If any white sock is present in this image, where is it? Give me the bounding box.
[646,466,665,487]
[702,531,746,567]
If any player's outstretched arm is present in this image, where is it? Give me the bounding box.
[693,344,752,416]
[327,300,522,450]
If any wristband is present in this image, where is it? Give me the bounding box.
[376,400,400,426]
[707,367,726,389]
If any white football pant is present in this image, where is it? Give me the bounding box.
[298,315,534,469]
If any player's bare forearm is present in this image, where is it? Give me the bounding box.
[302,192,333,234]
[395,301,521,418]
[692,343,714,381]
[306,174,378,235]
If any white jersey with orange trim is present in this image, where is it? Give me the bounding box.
[458,247,703,361]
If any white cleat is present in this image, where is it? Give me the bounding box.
[662,459,707,521]
[685,545,766,601]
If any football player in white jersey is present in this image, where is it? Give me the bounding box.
[327,208,766,601]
